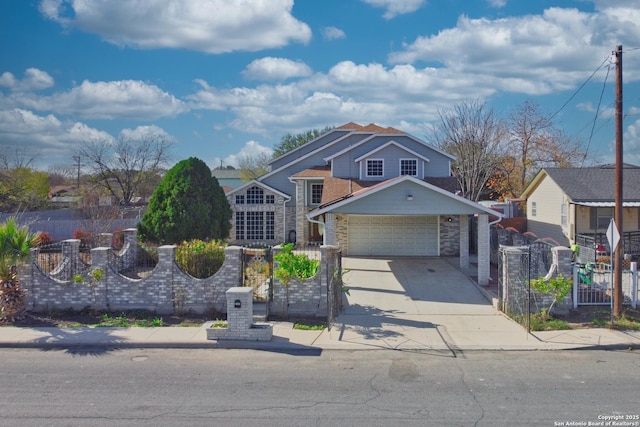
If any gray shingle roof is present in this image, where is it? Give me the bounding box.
[544,164,640,202]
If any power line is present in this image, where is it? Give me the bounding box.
[547,54,612,124]
[581,59,612,167]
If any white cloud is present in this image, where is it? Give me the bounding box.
[212,140,273,169]
[188,58,497,135]
[487,0,506,8]
[40,0,311,54]
[623,118,640,165]
[387,8,623,95]
[322,26,346,40]
[119,125,175,142]
[576,102,595,113]
[0,108,113,167]
[361,0,425,19]
[8,79,188,120]
[0,68,54,92]
[243,57,313,81]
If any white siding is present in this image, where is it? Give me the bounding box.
[527,176,570,243]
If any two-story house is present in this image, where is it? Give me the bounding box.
[226,122,500,285]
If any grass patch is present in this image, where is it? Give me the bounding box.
[584,308,640,330]
[293,321,326,331]
[95,313,131,328]
[530,316,571,331]
[134,317,165,327]
[210,320,228,328]
[513,311,571,331]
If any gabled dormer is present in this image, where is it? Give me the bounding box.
[353,141,430,181]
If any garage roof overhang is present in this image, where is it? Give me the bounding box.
[307,175,503,220]
[573,201,640,207]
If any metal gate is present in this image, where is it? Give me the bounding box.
[327,249,343,329]
[242,247,273,305]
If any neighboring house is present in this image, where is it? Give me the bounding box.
[226,122,501,284]
[49,185,80,207]
[520,164,640,247]
[211,168,243,192]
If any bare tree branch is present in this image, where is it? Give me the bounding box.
[431,99,506,201]
[80,135,172,206]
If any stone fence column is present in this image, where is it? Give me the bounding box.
[319,245,340,316]
[500,246,528,312]
[155,245,176,313]
[552,246,573,278]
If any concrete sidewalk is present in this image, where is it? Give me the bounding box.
[0,320,639,353]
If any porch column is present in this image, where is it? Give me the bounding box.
[324,213,336,246]
[477,214,490,286]
[294,180,305,245]
[459,214,469,269]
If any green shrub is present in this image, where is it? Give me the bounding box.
[274,243,319,285]
[530,274,572,314]
[176,239,226,278]
[138,157,231,244]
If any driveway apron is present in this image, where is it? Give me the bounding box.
[327,257,530,351]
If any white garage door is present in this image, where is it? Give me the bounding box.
[348,215,438,256]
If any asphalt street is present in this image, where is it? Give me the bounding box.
[2,348,639,427]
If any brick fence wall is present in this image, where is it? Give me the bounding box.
[23,241,243,315]
[269,245,341,319]
[21,236,341,319]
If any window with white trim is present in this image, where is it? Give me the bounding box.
[366,159,383,177]
[531,202,537,217]
[561,204,567,226]
[400,159,417,176]
[310,183,323,205]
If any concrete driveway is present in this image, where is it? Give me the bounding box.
[326,257,534,351]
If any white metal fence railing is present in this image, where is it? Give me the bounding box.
[573,262,638,309]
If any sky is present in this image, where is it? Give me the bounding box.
[1,0,639,172]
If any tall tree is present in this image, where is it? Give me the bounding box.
[431,99,506,201]
[0,147,49,211]
[272,126,334,158]
[80,135,172,206]
[497,100,585,198]
[138,157,231,244]
[238,152,271,181]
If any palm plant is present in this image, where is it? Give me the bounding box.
[0,217,40,322]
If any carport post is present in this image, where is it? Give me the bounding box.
[459,214,469,269]
[477,214,490,286]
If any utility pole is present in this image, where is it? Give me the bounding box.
[614,45,623,317]
[72,155,82,191]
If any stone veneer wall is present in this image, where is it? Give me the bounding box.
[439,215,460,256]
[334,214,349,254]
